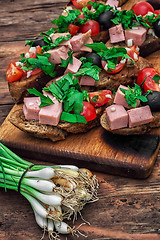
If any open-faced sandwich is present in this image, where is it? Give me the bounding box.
[7,0,160,103]
[5,0,160,141]
[100,67,160,135]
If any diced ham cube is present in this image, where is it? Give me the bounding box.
[106,0,118,8]
[80,37,93,52]
[48,46,69,65]
[39,97,62,126]
[127,105,153,128]
[65,57,82,74]
[50,32,70,42]
[23,97,40,120]
[106,104,128,130]
[125,26,147,46]
[114,85,140,109]
[109,24,125,43]
[70,30,91,52]
[79,75,95,86]
[50,32,72,49]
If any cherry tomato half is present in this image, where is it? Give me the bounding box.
[89,90,112,107]
[29,46,42,58]
[155,9,160,15]
[71,0,95,9]
[101,60,125,74]
[127,45,139,62]
[80,101,96,122]
[79,20,100,36]
[67,23,80,36]
[137,67,160,92]
[6,60,24,82]
[131,1,154,16]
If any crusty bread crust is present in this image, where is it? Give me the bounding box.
[8,72,52,104]
[8,104,107,142]
[100,111,160,135]
[9,106,67,142]
[47,56,153,92]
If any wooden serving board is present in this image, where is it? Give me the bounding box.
[1,1,160,179]
[0,103,160,179]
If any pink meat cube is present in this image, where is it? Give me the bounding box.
[48,46,69,64]
[106,104,128,130]
[39,98,62,126]
[70,30,91,52]
[106,0,118,8]
[114,85,140,109]
[65,57,82,74]
[79,75,95,86]
[80,37,93,52]
[50,32,70,43]
[125,26,147,46]
[23,97,40,120]
[109,24,125,43]
[127,105,153,128]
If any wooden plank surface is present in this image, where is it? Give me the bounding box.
[1,103,160,178]
[1,0,160,239]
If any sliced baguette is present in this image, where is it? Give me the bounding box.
[46,56,153,91]
[100,111,160,135]
[8,105,67,142]
[106,34,160,58]
[9,104,106,142]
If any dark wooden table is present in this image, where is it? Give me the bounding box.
[0,0,160,239]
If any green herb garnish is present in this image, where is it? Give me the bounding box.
[152,74,160,84]
[120,84,151,108]
[20,53,56,77]
[27,88,54,107]
[43,73,87,123]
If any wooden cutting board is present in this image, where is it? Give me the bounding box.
[0,102,160,179]
[1,1,160,179]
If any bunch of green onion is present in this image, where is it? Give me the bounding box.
[0,142,98,239]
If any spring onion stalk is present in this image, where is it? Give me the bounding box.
[0,142,99,239]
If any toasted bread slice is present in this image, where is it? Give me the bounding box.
[100,111,160,135]
[8,72,53,104]
[9,105,67,142]
[47,56,153,92]
[106,32,160,58]
[9,104,106,142]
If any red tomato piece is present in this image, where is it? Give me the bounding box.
[29,46,42,58]
[89,90,112,107]
[6,61,24,82]
[67,23,80,36]
[79,20,100,36]
[137,67,160,92]
[127,45,139,62]
[101,60,125,74]
[131,1,154,16]
[71,0,95,9]
[155,9,160,15]
[143,74,160,92]
[80,101,96,122]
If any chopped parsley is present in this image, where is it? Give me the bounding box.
[43,73,88,123]
[40,33,71,52]
[74,59,101,81]
[27,88,54,107]
[85,43,134,70]
[20,53,56,77]
[120,84,152,108]
[152,74,160,84]
[59,51,73,68]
